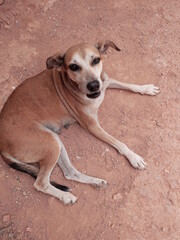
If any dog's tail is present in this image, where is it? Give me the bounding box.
[1,153,69,192]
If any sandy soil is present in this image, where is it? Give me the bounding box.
[0,0,180,239]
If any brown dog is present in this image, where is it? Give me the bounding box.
[0,41,160,204]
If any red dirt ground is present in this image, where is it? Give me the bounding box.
[0,0,180,239]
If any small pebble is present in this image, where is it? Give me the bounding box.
[109,222,114,228]
[3,214,10,222]
[23,191,27,196]
[8,233,13,238]
[26,227,32,232]
[102,148,110,156]
[76,155,81,160]
[113,193,123,201]
[4,24,10,30]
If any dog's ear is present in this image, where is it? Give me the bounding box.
[95,40,121,54]
[46,53,64,70]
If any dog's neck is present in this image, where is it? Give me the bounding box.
[52,69,88,126]
[61,71,86,104]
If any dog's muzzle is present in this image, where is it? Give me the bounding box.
[86,80,101,99]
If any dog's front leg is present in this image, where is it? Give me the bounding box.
[107,78,160,96]
[86,120,146,169]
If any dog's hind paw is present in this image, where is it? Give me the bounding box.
[128,152,147,170]
[62,192,77,205]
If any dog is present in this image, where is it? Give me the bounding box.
[0,41,160,204]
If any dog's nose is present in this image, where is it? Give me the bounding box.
[87,80,100,92]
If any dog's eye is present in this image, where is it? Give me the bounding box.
[92,57,100,65]
[69,64,80,71]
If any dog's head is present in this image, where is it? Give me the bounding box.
[46,41,120,99]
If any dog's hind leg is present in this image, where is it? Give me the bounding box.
[34,160,77,205]
[33,129,77,205]
[58,140,107,188]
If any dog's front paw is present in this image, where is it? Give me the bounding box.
[128,152,147,169]
[92,178,108,189]
[139,84,160,96]
[61,192,77,205]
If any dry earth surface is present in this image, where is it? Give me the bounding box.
[0,0,180,239]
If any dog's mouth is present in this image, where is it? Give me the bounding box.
[86,91,101,99]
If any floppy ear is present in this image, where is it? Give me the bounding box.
[95,40,121,54]
[46,52,64,70]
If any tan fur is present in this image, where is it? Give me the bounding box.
[0,41,160,204]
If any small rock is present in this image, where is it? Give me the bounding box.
[23,191,27,196]
[164,169,169,173]
[76,155,81,160]
[26,227,32,232]
[3,214,10,222]
[113,193,123,201]
[155,121,161,127]
[8,233,14,238]
[4,24,10,30]
[102,148,110,156]
[26,27,32,32]
[109,222,114,228]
